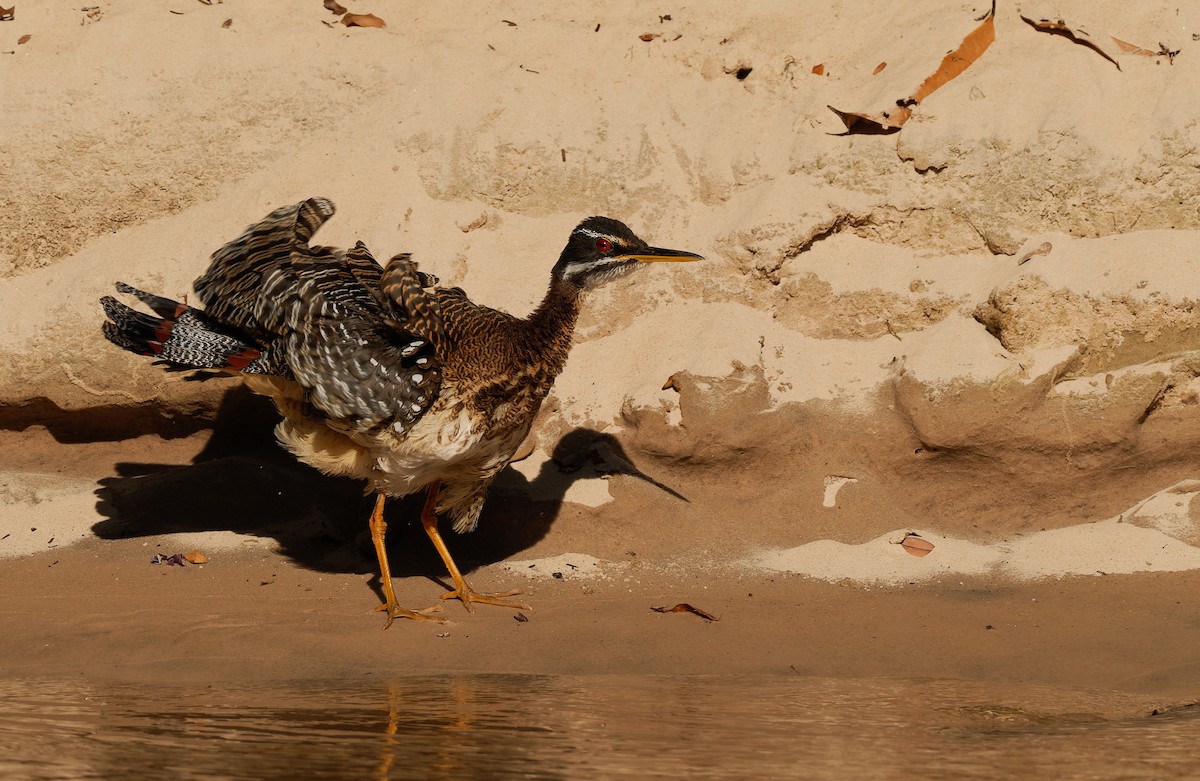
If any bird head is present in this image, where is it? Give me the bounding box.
[554,216,702,289]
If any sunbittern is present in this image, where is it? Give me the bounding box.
[100,198,701,626]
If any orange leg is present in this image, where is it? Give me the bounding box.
[421,483,530,613]
[369,493,444,628]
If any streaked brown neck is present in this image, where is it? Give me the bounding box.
[524,275,583,379]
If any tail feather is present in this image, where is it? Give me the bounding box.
[114,281,187,320]
[100,295,170,353]
[100,282,268,373]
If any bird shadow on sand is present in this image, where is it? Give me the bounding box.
[91,385,678,592]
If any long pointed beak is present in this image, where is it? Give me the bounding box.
[624,246,704,263]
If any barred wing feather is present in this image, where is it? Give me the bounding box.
[195,198,442,433]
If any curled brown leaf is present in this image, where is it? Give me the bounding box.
[826,104,910,135]
[1020,15,1120,70]
[342,12,384,28]
[639,32,659,42]
[897,532,935,557]
[324,0,347,14]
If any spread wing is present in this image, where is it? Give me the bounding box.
[194,198,442,433]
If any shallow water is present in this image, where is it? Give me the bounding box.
[0,675,1197,780]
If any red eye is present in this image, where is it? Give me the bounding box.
[596,237,612,254]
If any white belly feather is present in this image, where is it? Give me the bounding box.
[247,374,537,532]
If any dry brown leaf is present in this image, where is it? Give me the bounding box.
[1017,241,1052,265]
[899,533,935,557]
[1111,37,1155,56]
[652,603,719,621]
[183,550,209,564]
[826,104,911,135]
[323,0,347,14]
[1020,15,1120,70]
[1114,37,1177,62]
[639,32,659,42]
[910,1,996,103]
[342,12,384,28]
[830,1,994,134]
[811,63,824,75]
[873,61,887,75]
[17,32,29,44]
[0,7,14,22]
[221,18,232,28]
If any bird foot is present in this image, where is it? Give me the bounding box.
[440,585,530,614]
[375,602,447,629]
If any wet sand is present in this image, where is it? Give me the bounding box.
[6,539,1200,705]
[3,414,1199,707]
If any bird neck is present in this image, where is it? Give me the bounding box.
[524,275,583,376]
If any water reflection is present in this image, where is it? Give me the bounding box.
[0,675,1196,780]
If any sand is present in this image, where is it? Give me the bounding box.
[3,0,1200,707]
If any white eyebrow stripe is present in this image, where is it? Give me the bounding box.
[575,228,622,243]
